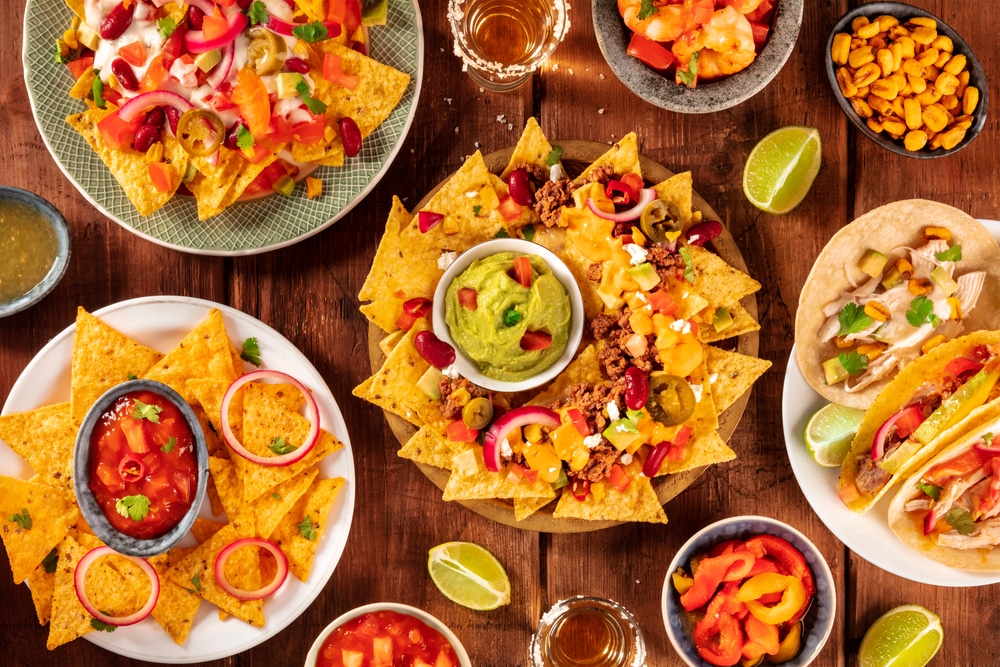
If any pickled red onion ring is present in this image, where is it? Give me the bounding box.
[74,546,160,626]
[215,538,289,600]
[116,90,195,123]
[482,406,560,472]
[586,188,657,223]
[205,40,235,90]
[185,11,249,53]
[220,369,320,466]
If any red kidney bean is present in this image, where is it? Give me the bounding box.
[165,106,181,135]
[186,6,205,30]
[237,0,253,8]
[111,58,139,91]
[506,167,534,206]
[144,106,165,129]
[414,331,456,369]
[284,57,310,74]
[133,123,162,153]
[623,367,649,410]
[686,220,723,246]
[339,117,361,157]
[100,2,135,40]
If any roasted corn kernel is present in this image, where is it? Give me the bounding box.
[864,301,892,322]
[908,278,933,296]
[896,258,914,279]
[857,342,888,361]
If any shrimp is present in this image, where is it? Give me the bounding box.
[617,0,714,44]
[692,6,757,79]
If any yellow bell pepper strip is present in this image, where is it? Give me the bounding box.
[680,551,756,611]
[736,535,815,622]
[765,622,803,664]
[735,573,807,626]
[671,568,694,596]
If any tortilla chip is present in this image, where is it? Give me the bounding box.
[293,0,325,20]
[378,329,406,357]
[0,403,76,496]
[0,477,80,584]
[65,0,86,20]
[271,477,345,582]
[251,467,320,539]
[501,117,554,179]
[688,246,761,308]
[68,67,96,99]
[398,424,461,469]
[529,345,603,406]
[698,302,761,343]
[553,463,666,523]
[149,546,201,645]
[143,309,238,403]
[66,106,188,216]
[207,456,242,519]
[514,495,555,522]
[574,133,641,184]
[358,196,409,328]
[70,307,164,423]
[188,147,245,220]
[531,225,606,321]
[26,556,57,625]
[190,518,227,544]
[47,535,95,649]
[443,447,555,501]
[356,318,441,426]
[704,346,772,414]
[223,151,282,208]
[653,171,696,228]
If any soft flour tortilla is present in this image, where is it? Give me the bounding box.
[888,407,1000,571]
[794,199,1000,409]
[839,330,1000,514]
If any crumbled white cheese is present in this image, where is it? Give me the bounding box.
[691,383,703,403]
[606,401,620,421]
[442,364,460,379]
[620,452,633,465]
[437,251,458,270]
[624,243,647,266]
[583,434,603,450]
[500,438,513,458]
[669,319,692,334]
[549,163,567,181]
[709,373,718,384]
[465,190,478,198]
[635,292,647,303]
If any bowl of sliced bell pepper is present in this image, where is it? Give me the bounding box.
[661,516,835,667]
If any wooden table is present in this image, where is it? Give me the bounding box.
[2,0,998,665]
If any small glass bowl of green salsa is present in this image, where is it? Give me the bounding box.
[0,187,70,318]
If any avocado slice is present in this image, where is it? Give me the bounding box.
[627,262,661,291]
[910,368,1000,446]
[881,265,903,290]
[930,265,959,296]
[362,0,388,26]
[416,366,443,400]
[602,418,642,451]
[822,356,850,385]
[712,307,733,332]
[858,249,889,278]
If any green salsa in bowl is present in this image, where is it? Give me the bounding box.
[0,187,70,318]
[433,239,585,393]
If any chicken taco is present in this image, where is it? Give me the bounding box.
[839,331,1000,514]
[795,199,1000,410]
[888,406,1000,571]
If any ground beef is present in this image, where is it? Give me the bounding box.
[534,179,575,227]
[586,262,603,282]
[598,343,629,380]
[574,442,618,482]
[646,245,686,284]
[438,377,486,421]
[591,314,617,340]
[585,165,615,186]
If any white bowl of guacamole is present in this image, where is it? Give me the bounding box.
[433,238,585,392]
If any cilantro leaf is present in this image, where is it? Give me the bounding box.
[544,145,563,167]
[522,225,536,241]
[132,399,163,423]
[935,244,962,262]
[92,74,105,110]
[917,481,942,501]
[127,372,138,380]
[944,508,975,535]
[91,617,117,632]
[905,296,941,328]
[272,492,281,500]
[637,0,656,20]
[298,516,317,540]
[679,246,695,283]
[676,51,699,88]
[493,229,510,238]
[837,303,874,337]
[247,1,269,25]
[295,79,327,114]
[42,548,58,574]
[269,437,296,455]
[503,308,522,327]
[985,432,995,446]
[236,125,255,152]
[9,508,31,530]
[838,350,869,376]
[161,436,176,454]
[184,573,202,594]
[157,17,177,40]
[54,43,70,65]
[292,21,329,43]
[115,495,151,522]
[472,204,482,217]
[241,336,261,366]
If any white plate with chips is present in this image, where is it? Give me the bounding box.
[0,295,356,661]
[781,219,1000,587]
[22,0,423,256]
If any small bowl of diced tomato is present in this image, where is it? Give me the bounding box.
[305,602,472,667]
[661,516,835,667]
[73,379,209,558]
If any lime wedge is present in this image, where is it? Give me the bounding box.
[362,0,388,26]
[804,402,866,467]
[859,605,943,667]
[743,126,822,214]
[428,541,511,610]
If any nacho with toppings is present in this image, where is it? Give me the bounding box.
[356,119,770,525]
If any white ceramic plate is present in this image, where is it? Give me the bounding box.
[0,296,356,662]
[22,0,423,256]
[781,219,1000,587]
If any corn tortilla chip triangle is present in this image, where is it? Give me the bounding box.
[71,307,164,424]
[0,476,80,584]
[501,117,553,179]
[358,196,409,316]
[398,424,463,469]
[688,245,761,308]
[699,302,761,343]
[26,557,57,625]
[143,309,238,404]
[251,467,320,539]
[188,147,245,220]
[0,403,76,496]
[514,495,555,522]
[271,476,345,582]
[47,534,96,649]
[704,346,772,414]
[358,319,442,427]
[529,345,603,406]
[443,447,555,501]
[653,172,696,229]
[149,546,201,645]
[208,455,243,519]
[574,133,640,184]
[553,462,666,523]
[531,226,606,321]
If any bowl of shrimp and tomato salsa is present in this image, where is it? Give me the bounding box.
[593,0,803,113]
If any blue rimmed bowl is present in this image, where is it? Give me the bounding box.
[662,515,836,667]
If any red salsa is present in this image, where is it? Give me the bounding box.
[317,610,460,667]
[88,390,198,540]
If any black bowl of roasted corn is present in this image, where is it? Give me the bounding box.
[825,2,988,158]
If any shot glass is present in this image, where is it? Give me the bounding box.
[448,0,570,92]
[529,596,646,667]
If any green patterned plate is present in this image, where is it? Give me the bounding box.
[22,1,423,256]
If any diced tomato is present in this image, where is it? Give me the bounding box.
[496,195,522,222]
[291,115,327,145]
[66,55,94,81]
[925,448,992,486]
[322,53,360,90]
[456,287,478,310]
[511,255,532,287]
[667,443,687,461]
[395,310,419,332]
[892,405,926,439]
[242,160,289,197]
[103,86,123,107]
[446,419,479,443]
[149,162,179,193]
[946,356,984,381]
[201,12,230,41]
[173,470,192,504]
[231,67,271,137]
[118,41,146,67]
[566,408,591,436]
[402,297,432,317]
[140,53,169,92]
[627,33,675,71]
[647,290,679,315]
[750,21,770,47]
[745,0,774,23]
[95,462,119,489]
[343,0,362,37]
[97,112,140,150]
[520,331,552,351]
[326,0,347,23]
[974,458,1000,517]
[607,464,632,492]
[674,424,693,448]
[268,114,295,143]
[161,25,186,64]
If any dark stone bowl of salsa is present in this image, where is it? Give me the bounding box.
[0,186,71,318]
[305,602,472,667]
[73,379,209,558]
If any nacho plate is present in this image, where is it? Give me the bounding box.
[22,0,423,256]
[366,140,762,532]
[0,296,356,661]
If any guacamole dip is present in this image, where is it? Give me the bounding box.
[444,252,571,382]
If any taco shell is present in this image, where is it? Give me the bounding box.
[839,330,1000,514]
[795,199,1000,409]
[888,405,1000,571]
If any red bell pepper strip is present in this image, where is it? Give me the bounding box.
[680,551,756,611]
[743,611,780,656]
[691,610,743,667]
